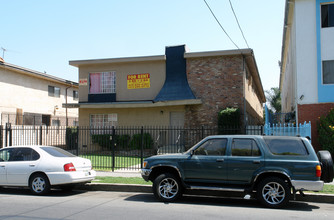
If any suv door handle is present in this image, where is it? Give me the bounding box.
[253,160,260,164]
[216,159,224,162]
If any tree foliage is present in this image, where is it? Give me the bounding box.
[265,87,281,113]
[218,107,240,134]
[317,108,334,158]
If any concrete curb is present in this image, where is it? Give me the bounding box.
[77,183,334,204]
[79,183,152,193]
[295,193,334,204]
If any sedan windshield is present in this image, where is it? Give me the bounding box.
[41,147,76,157]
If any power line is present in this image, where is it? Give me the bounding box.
[229,0,250,48]
[203,0,240,49]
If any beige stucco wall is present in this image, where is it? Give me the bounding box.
[0,66,78,123]
[78,60,165,102]
[79,106,185,127]
[244,67,264,122]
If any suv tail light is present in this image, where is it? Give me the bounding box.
[64,163,76,172]
[316,165,321,177]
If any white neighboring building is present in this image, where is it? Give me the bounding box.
[0,58,78,126]
[280,0,334,151]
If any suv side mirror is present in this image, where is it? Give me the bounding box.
[190,150,194,156]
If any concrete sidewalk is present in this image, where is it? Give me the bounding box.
[86,171,334,204]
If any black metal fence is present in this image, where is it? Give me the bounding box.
[0,124,263,171]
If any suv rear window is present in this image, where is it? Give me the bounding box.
[263,137,308,156]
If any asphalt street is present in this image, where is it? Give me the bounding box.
[0,189,333,220]
[93,171,334,203]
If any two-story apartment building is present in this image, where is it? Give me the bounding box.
[70,45,265,130]
[0,58,78,126]
[280,0,334,150]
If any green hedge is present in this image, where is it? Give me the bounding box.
[91,134,113,149]
[91,133,152,150]
[129,133,153,149]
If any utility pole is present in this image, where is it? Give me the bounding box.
[1,47,6,59]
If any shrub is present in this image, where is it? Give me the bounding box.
[129,133,153,149]
[66,127,78,150]
[317,108,334,158]
[218,107,241,134]
[91,134,113,149]
[115,134,131,149]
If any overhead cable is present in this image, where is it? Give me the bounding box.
[203,0,240,49]
[229,0,250,48]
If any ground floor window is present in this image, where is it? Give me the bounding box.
[52,119,60,126]
[90,114,118,127]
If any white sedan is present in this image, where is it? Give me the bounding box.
[0,145,96,195]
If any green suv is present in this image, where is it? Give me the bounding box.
[141,135,334,208]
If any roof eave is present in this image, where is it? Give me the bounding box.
[0,62,78,87]
[69,55,166,67]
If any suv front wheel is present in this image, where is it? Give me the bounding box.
[257,177,290,208]
[153,173,182,202]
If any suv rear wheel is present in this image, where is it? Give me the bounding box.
[153,173,182,202]
[257,177,290,208]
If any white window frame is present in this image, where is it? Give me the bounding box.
[90,114,118,127]
[90,114,117,134]
[52,119,60,126]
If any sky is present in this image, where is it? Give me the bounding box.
[1,0,285,92]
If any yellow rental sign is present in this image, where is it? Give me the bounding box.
[127,73,150,89]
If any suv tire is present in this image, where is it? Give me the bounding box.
[153,173,182,202]
[317,151,334,183]
[257,177,290,208]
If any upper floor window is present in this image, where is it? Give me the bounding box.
[323,60,334,84]
[89,71,116,94]
[321,4,334,28]
[73,90,79,100]
[48,86,60,97]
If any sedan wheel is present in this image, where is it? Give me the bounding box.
[29,174,50,195]
[257,177,290,208]
[153,173,182,202]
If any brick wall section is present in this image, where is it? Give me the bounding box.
[298,103,334,152]
[185,55,244,129]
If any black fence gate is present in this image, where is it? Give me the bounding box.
[0,124,263,171]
